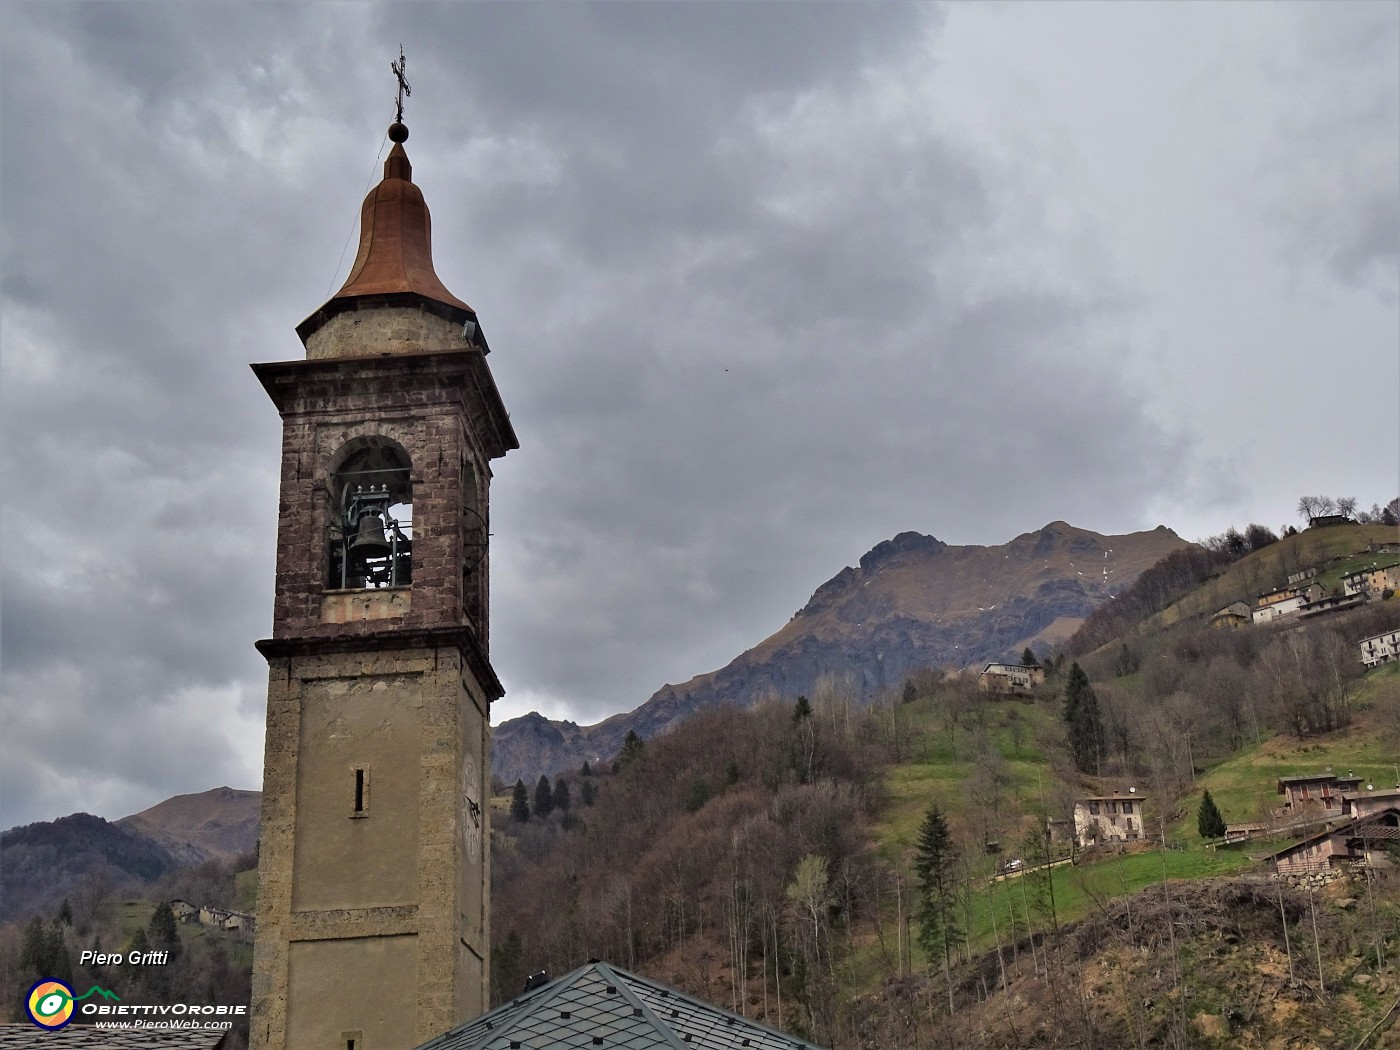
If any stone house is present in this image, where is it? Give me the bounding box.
[1345,786,1400,820]
[169,899,197,921]
[977,662,1045,696]
[1210,601,1251,629]
[221,910,255,934]
[1277,772,1363,815]
[1073,792,1146,847]
[1270,808,1400,875]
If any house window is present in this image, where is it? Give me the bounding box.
[1089,802,1100,815]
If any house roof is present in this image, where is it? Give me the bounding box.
[1076,795,1146,804]
[1277,773,1363,788]
[415,961,824,1050]
[1341,563,1399,577]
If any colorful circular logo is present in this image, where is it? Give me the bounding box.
[26,979,76,1029]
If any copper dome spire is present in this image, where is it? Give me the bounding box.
[296,122,477,346]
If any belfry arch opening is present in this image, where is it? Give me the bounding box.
[328,438,413,589]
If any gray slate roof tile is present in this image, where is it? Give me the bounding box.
[415,962,824,1050]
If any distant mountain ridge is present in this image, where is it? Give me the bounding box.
[116,785,260,866]
[492,521,1190,784]
[0,787,261,924]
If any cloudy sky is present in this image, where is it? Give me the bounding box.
[2,2,1396,831]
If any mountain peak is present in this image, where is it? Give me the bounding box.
[858,531,946,570]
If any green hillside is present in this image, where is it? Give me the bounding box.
[850,569,1400,1044]
[1170,661,1400,847]
[1148,522,1395,631]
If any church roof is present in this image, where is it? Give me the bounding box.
[0,1026,227,1048]
[297,122,476,343]
[414,961,824,1050]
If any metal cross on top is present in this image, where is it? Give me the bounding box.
[391,45,411,124]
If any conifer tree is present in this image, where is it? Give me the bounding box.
[619,730,645,768]
[1063,662,1104,775]
[16,917,73,1020]
[148,901,183,966]
[1021,647,1037,667]
[149,902,178,946]
[1197,789,1226,840]
[534,775,554,818]
[553,779,571,812]
[580,779,597,807]
[913,804,962,980]
[580,760,592,777]
[55,898,73,926]
[902,680,917,704]
[792,695,812,723]
[491,930,525,1006]
[510,779,530,823]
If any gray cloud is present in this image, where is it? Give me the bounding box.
[2,2,1395,828]
[1258,2,1400,293]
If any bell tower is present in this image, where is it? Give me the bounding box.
[249,85,516,1050]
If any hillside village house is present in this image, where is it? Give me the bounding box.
[1270,807,1400,875]
[1286,567,1320,586]
[1251,584,1323,625]
[1277,772,1363,815]
[1342,562,1400,597]
[1346,786,1400,820]
[1298,592,1366,619]
[1307,513,1353,529]
[1073,792,1146,847]
[1360,629,1400,668]
[977,662,1046,695]
[1210,601,1251,629]
[1225,771,1371,843]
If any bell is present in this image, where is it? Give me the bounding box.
[348,511,392,556]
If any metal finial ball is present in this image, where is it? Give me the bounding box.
[388,122,409,143]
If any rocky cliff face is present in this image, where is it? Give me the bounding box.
[491,521,1190,784]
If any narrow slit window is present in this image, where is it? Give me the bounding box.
[351,767,369,817]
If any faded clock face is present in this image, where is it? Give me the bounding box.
[461,753,482,864]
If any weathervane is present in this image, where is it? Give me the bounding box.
[391,45,411,125]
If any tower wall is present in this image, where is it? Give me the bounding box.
[251,644,490,1049]
[250,350,507,1050]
